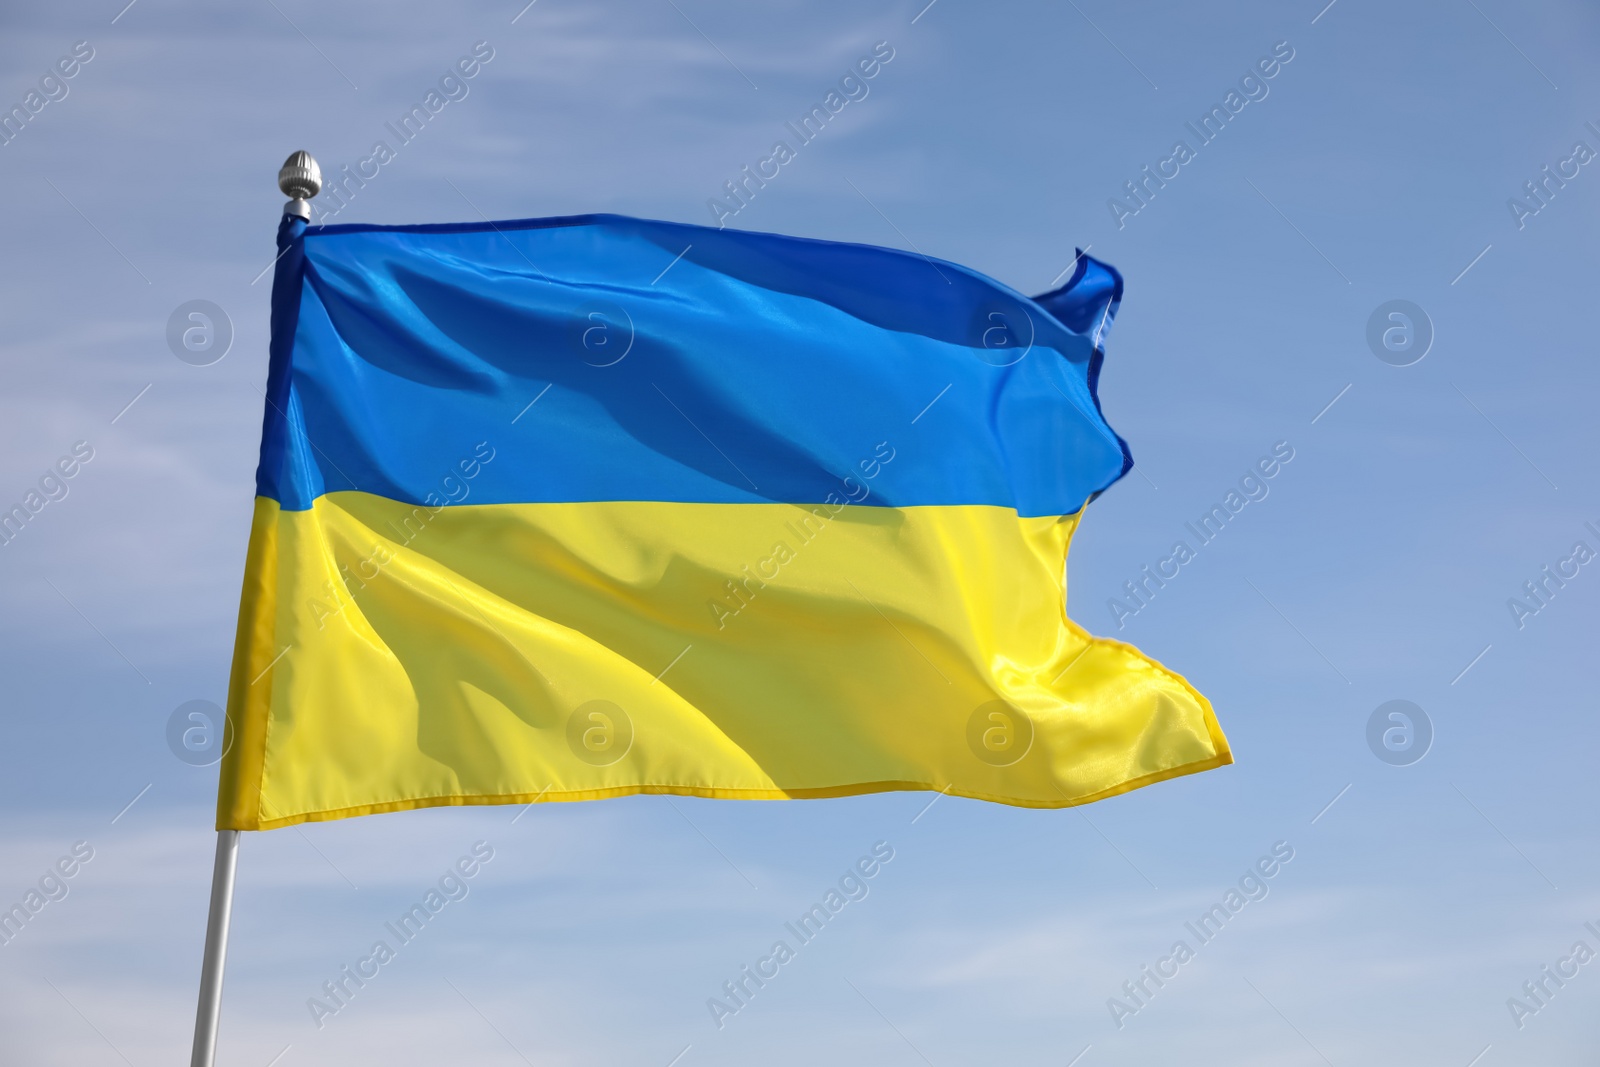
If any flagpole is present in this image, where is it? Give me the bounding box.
[188,150,322,1067]
[188,829,239,1067]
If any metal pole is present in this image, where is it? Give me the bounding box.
[189,150,322,1067]
[189,829,240,1067]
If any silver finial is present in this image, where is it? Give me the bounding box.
[278,150,322,220]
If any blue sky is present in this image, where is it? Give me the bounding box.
[2,0,1598,1063]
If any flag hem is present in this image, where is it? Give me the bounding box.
[224,752,1235,831]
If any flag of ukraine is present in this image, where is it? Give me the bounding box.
[217,213,1231,830]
